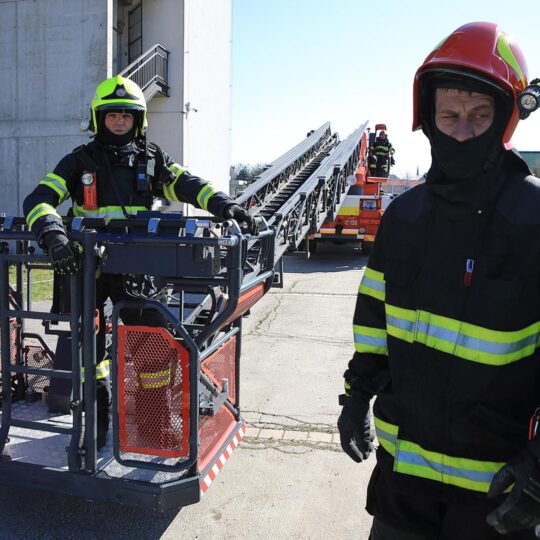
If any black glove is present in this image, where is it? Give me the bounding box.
[223,204,258,233]
[487,443,540,534]
[390,157,396,166]
[337,397,374,463]
[43,231,80,276]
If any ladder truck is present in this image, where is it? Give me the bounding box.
[310,123,391,254]
[0,121,369,511]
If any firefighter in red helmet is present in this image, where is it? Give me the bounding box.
[337,22,540,538]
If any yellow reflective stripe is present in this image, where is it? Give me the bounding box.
[72,203,147,220]
[374,415,398,456]
[96,359,110,379]
[386,303,540,365]
[374,416,506,493]
[26,203,61,228]
[358,267,385,302]
[81,359,110,382]
[39,173,69,203]
[197,184,217,210]
[416,311,540,365]
[139,368,171,389]
[343,381,351,395]
[163,163,186,202]
[163,182,177,202]
[337,206,360,216]
[395,439,505,494]
[497,34,526,87]
[386,304,416,343]
[353,324,388,355]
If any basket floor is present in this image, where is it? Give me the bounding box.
[1,400,189,484]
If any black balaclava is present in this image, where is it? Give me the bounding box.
[96,109,140,147]
[421,73,512,184]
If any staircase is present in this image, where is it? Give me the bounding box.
[119,44,170,102]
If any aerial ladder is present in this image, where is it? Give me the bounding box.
[0,120,370,511]
[236,122,367,275]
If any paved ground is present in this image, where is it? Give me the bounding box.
[0,243,376,539]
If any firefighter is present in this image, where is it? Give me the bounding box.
[368,149,378,178]
[337,22,540,539]
[23,75,253,449]
[373,131,395,178]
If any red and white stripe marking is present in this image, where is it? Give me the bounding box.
[200,422,245,495]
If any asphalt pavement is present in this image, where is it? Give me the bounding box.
[0,242,375,539]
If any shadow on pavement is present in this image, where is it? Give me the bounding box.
[282,242,367,274]
[0,485,180,539]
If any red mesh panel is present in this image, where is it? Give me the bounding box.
[224,283,265,326]
[198,406,236,472]
[201,336,237,405]
[24,345,53,392]
[118,326,190,458]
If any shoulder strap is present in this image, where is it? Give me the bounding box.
[73,145,99,172]
[146,141,170,186]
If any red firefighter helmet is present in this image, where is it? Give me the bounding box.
[413,22,528,149]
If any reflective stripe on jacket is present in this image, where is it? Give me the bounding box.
[23,140,232,244]
[346,150,540,502]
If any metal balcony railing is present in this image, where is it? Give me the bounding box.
[119,44,170,101]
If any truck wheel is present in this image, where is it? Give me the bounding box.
[363,242,373,255]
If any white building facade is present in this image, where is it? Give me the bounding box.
[0,0,232,217]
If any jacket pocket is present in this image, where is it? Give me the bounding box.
[471,273,525,328]
[385,258,419,308]
[452,403,527,459]
[385,258,418,287]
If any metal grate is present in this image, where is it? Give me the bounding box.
[118,326,190,458]
[24,344,53,393]
[0,319,20,395]
[201,336,237,405]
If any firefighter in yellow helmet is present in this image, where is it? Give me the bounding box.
[23,75,253,448]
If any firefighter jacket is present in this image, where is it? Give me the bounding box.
[23,139,233,244]
[373,137,394,157]
[347,150,540,504]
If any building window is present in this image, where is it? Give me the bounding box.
[128,4,142,63]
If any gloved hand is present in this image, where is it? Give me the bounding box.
[42,231,80,275]
[487,443,540,534]
[223,204,258,234]
[337,397,374,463]
[390,157,396,166]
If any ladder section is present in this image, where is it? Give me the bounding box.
[270,125,366,262]
[236,123,337,219]
[235,122,368,264]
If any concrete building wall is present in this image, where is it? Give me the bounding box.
[118,0,232,212]
[0,0,111,217]
[1,0,231,218]
[141,0,184,170]
[182,0,232,197]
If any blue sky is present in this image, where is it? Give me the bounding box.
[231,0,540,178]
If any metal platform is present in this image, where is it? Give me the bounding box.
[0,398,245,511]
[2,400,189,483]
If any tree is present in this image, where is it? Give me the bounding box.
[230,163,268,195]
